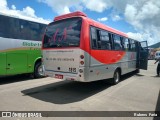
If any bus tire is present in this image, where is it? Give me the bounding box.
[34,62,43,78]
[135,69,140,73]
[112,70,120,85]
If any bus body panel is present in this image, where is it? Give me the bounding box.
[6,53,28,74]
[0,37,42,75]
[0,53,6,75]
[43,48,87,81]
[87,51,137,82]
[28,53,42,73]
[43,48,80,74]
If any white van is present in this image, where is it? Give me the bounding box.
[155,51,160,60]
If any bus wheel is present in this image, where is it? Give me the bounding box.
[34,62,43,78]
[135,69,140,73]
[112,70,120,85]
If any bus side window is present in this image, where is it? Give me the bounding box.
[29,22,40,41]
[130,39,136,51]
[90,27,102,49]
[20,20,31,40]
[39,24,47,41]
[96,30,101,49]
[124,38,130,51]
[120,37,125,50]
[90,27,98,49]
[90,27,112,50]
[113,35,122,50]
[9,17,19,39]
[0,15,8,38]
[99,30,111,50]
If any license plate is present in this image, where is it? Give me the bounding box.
[55,74,63,79]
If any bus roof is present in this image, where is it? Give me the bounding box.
[85,17,128,37]
[54,11,87,22]
[0,12,48,25]
[53,11,128,38]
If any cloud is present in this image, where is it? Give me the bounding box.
[123,0,160,45]
[0,0,7,10]
[97,17,108,22]
[82,0,109,13]
[0,0,51,24]
[11,5,16,10]
[38,0,110,14]
[111,15,122,21]
[22,6,36,18]
[38,0,82,15]
[127,32,143,41]
[37,0,160,45]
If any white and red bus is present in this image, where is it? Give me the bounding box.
[42,11,148,84]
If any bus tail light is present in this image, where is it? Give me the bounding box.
[80,61,84,65]
[80,55,84,59]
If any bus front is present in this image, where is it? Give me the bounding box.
[42,17,87,81]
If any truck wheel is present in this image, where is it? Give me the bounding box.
[34,62,43,78]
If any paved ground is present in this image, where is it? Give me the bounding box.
[0,60,159,120]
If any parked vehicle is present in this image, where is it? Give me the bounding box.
[0,14,47,78]
[42,11,148,84]
[155,51,160,60]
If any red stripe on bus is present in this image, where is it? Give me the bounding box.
[90,50,126,64]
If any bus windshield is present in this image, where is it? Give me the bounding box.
[43,17,82,48]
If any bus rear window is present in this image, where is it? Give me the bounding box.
[43,17,82,48]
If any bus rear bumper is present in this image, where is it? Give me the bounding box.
[44,71,84,82]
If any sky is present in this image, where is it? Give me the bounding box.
[0,0,160,45]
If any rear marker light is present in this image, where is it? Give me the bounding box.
[79,69,83,73]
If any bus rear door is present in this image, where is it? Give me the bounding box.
[139,41,148,70]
